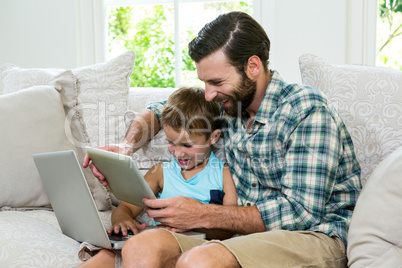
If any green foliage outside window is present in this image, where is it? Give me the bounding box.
[377,0,402,70]
[108,6,177,87]
[108,2,252,88]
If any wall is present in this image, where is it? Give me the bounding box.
[0,0,377,93]
[0,0,77,68]
[255,0,377,83]
[0,0,77,93]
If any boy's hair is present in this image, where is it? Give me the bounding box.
[161,87,220,138]
[188,11,270,75]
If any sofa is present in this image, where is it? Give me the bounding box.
[0,51,401,267]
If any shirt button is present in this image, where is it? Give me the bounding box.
[252,183,257,187]
[246,202,251,207]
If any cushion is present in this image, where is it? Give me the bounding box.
[299,53,402,184]
[0,72,111,210]
[347,146,402,267]
[0,210,82,267]
[0,210,112,267]
[1,51,136,147]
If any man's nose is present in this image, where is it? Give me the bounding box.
[204,84,218,102]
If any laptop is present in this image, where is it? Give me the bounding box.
[34,150,205,249]
[33,150,133,249]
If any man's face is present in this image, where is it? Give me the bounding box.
[195,50,257,117]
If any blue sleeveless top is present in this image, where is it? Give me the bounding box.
[159,151,225,205]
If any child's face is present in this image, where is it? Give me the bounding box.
[164,126,217,171]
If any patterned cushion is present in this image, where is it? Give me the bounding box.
[299,53,402,185]
[1,51,135,148]
[0,72,110,210]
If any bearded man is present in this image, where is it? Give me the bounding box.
[85,11,361,268]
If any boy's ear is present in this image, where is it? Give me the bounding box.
[210,129,221,145]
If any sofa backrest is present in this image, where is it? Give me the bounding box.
[299,53,402,186]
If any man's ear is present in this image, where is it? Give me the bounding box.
[245,55,261,79]
[209,129,221,145]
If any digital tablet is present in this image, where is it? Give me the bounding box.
[86,147,156,207]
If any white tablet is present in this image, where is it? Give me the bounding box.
[86,147,156,208]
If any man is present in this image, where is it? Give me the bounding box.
[85,11,361,267]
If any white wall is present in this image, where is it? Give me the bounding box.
[0,0,377,93]
[256,0,377,83]
[0,0,78,68]
[0,0,78,93]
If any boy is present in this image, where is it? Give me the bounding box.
[78,87,237,267]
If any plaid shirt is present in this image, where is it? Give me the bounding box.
[147,71,361,245]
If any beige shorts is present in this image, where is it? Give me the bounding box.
[170,230,347,268]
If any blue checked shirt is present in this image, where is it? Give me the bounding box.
[146,71,361,246]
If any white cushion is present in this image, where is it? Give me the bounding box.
[0,71,111,210]
[299,53,402,184]
[1,51,136,148]
[0,210,81,267]
[0,210,112,267]
[347,146,402,267]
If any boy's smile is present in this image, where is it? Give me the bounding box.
[164,126,217,172]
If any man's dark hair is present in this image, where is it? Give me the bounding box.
[188,11,270,74]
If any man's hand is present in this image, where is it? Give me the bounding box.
[83,142,134,186]
[143,196,205,231]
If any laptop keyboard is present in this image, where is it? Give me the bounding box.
[108,230,134,241]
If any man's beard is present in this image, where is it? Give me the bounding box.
[223,75,257,118]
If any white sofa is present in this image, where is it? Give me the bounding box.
[0,52,401,267]
[0,52,175,267]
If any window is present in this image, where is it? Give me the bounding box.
[376,0,402,70]
[105,0,253,88]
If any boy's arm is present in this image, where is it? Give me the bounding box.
[143,163,164,196]
[110,201,145,235]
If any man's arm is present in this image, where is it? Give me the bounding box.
[83,109,160,185]
[143,197,267,235]
[122,109,161,151]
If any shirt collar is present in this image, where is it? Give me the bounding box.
[253,70,284,125]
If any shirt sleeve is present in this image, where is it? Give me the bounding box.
[146,100,167,125]
[255,106,357,232]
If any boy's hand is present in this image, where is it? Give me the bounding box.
[108,219,147,236]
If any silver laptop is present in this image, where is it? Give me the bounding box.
[33,150,132,249]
